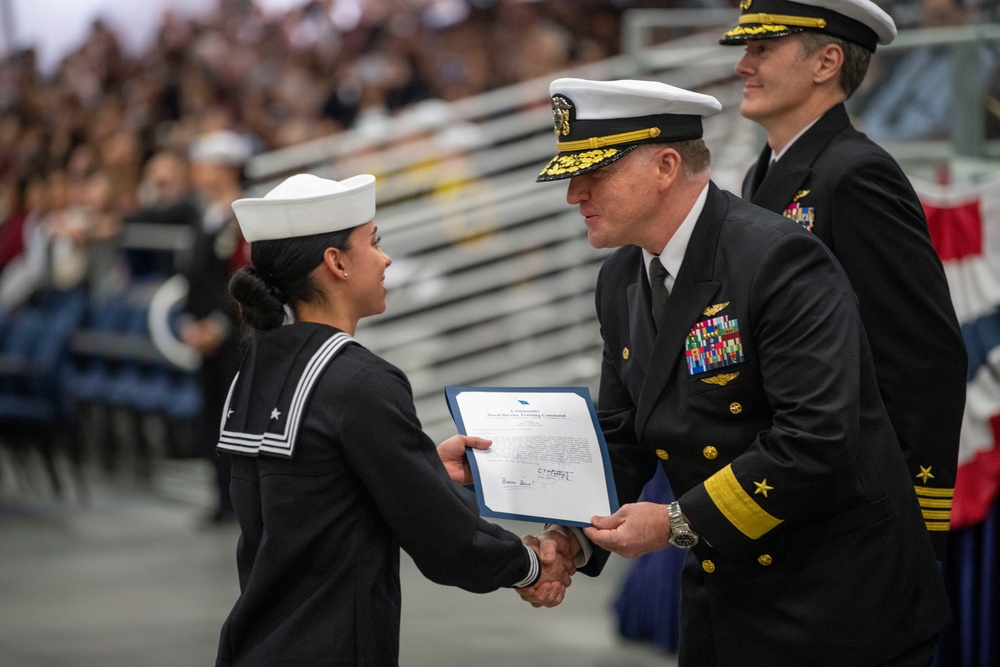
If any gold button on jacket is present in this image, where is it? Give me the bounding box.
[729,402,742,414]
[758,554,773,566]
[701,560,716,573]
[655,449,669,460]
[703,446,718,460]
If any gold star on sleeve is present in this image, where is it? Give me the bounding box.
[916,466,934,484]
[753,479,773,498]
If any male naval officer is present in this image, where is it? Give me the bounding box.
[522,77,950,667]
[719,0,967,558]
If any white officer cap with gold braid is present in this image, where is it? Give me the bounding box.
[232,173,376,242]
[536,78,722,182]
[719,0,896,52]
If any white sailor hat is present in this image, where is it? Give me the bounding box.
[188,130,253,166]
[537,78,722,182]
[231,173,376,243]
[719,0,896,52]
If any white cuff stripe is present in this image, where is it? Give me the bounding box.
[512,546,540,588]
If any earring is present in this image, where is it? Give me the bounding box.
[343,272,348,279]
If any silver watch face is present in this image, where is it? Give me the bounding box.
[668,502,697,548]
[670,531,698,548]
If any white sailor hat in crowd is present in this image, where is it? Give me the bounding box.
[188,130,253,166]
[231,173,376,242]
[537,78,722,182]
[719,0,896,52]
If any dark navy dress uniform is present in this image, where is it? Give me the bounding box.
[215,322,536,666]
[743,103,967,557]
[581,183,951,666]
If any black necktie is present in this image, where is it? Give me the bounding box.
[748,148,773,200]
[649,257,669,327]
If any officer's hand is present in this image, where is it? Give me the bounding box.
[583,502,672,558]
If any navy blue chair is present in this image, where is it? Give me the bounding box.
[0,289,87,497]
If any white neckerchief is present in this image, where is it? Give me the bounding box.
[641,182,709,294]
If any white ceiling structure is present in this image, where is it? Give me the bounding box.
[1,0,312,72]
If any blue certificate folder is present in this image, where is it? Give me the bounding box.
[444,386,619,527]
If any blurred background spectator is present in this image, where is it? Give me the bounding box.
[178,128,252,525]
[857,0,1000,141]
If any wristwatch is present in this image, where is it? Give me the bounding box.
[667,501,699,548]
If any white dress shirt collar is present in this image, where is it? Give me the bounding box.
[769,117,820,164]
[642,182,710,291]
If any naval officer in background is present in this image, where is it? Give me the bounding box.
[719,0,967,556]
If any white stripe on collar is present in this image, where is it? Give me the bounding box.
[218,331,355,458]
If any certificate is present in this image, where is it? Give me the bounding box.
[445,386,618,527]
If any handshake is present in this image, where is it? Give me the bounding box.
[515,497,675,607]
[437,435,677,609]
[516,525,580,608]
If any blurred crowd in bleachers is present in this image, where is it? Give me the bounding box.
[0,0,629,309]
[0,0,724,499]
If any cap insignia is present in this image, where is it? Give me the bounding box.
[551,95,573,137]
[739,0,751,9]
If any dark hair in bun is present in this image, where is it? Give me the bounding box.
[229,226,355,333]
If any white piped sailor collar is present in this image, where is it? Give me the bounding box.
[218,330,355,458]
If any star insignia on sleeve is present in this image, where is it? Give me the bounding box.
[916,466,934,484]
[271,408,282,421]
[753,479,773,498]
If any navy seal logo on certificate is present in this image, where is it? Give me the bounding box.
[445,386,619,527]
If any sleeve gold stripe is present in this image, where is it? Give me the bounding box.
[917,497,952,509]
[921,509,952,521]
[704,464,783,539]
[925,521,952,532]
[914,485,953,498]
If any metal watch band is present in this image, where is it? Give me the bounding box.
[668,501,699,548]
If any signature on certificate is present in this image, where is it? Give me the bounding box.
[500,467,573,489]
[501,477,534,488]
